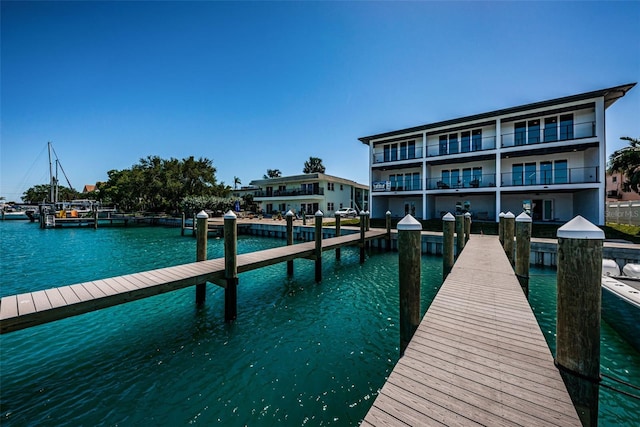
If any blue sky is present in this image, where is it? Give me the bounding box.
[1,1,639,202]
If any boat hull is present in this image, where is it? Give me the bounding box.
[601,276,640,352]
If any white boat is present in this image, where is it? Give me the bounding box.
[601,259,640,352]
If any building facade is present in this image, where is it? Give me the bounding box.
[248,173,368,217]
[606,171,640,202]
[359,83,636,225]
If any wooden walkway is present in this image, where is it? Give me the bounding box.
[0,229,386,334]
[363,235,581,426]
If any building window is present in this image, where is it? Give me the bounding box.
[461,131,471,153]
[612,176,617,183]
[408,140,416,159]
[400,141,407,160]
[340,184,344,191]
[404,173,412,190]
[328,202,334,211]
[554,160,568,183]
[525,162,536,185]
[413,172,421,190]
[390,143,398,161]
[266,203,273,213]
[541,161,552,184]
[559,114,574,140]
[512,164,523,186]
[383,145,390,162]
[515,122,526,146]
[472,167,482,186]
[327,182,335,191]
[450,169,460,188]
[462,168,472,187]
[528,120,540,144]
[449,133,459,154]
[390,174,397,191]
[544,117,558,142]
[439,135,448,155]
[441,170,450,188]
[279,203,286,213]
[472,129,482,150]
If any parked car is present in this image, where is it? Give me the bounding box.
[335,207,358,218]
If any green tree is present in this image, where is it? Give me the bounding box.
[263,169,282,179]
[608,136,640,193]
[233,176,241,190]
[303,156,325,174]
[22,184,80,203]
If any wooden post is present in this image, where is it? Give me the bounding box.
[464,212,471,243]
[192,214,196,237]
[365,210,370,231]
[515,212,532,297]
[314,210,323,282]
[224,210,238,322]
[93,209,98,230]
[503,211,515,265]
[335,212,341,261]
[386,210,392,251]
[556,215,604,427]
[398,214,422,356]
[181,212,185,236]
[302,209,307,226]
[498,211,505,245]
[442,212,455,281]
[286,210,294,275]
[455,214,464,257]
[359,210,366,263]
[195,210,209,305]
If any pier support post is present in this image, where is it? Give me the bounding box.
[503,211,515,265]
[335,212,341,261]
[315,210,323,282]
[192,214,196,237]
[181,212,185,236]
[365,210,371,249]
[515,212,532,297]
[464,212,471,243]
[442,212,455,281]
[498,212,505,245]
[398,214,422,356]
[359,210,366,264]
[286,210,294,275]
[386,211,392,251]
[455,214,465,257]
[556,216,603,427]
[224,210,238,322]
[195,210,209,305]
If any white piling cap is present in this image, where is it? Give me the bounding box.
[360,210,366,215]
[442,212,455,222]
[286,210,294,217]
[365,210,370,215]
[516,212,532,222]
[504,211,515,219]
[315,210,323,216]
[557,215,604,240]
[499,212,505,218]
[196,210,209,219]
[464,212,471,218]
[397,214,422,230]
[224,210,237,219]
[386,210,391,216]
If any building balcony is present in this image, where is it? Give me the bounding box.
[427,135,497,158]
[253,188,324,198]
[427,173,497,190]
[501,121,595,148]
[373,147,424,165]
[501,166,598,187]
[372,180,423,192]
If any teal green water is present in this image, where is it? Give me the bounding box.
[0,222,638,426]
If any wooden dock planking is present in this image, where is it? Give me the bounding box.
[0,229,387,334]
[363,235,581,426]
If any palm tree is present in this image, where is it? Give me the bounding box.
[303,156,325,174]
[608,136,640,193]
[263,169,282,179]
[233,176,241,190]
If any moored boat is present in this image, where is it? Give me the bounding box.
[601,259,640,352]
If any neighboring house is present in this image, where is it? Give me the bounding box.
[359,83,636,225]
[248,173,368,217]
[606,171,640,201]
[82,184,96,193]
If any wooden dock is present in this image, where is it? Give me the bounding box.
[0,229,386,334]
[363,234,582,426]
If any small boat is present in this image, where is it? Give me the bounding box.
[601,259,640,352]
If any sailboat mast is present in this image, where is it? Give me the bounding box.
[48,141,55,203]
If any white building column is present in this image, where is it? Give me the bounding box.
[368,141,374,217]
[595,97,606,225]
[422,132,427,220]
[495,118,502,221]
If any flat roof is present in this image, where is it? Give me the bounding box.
[359,82,636,144]
[249,173,368,189]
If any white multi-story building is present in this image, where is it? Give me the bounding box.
[249,173,368,217]
[359,83,636,225]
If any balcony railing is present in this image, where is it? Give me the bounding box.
[426,135,497,158]
[501,166,598,187]
[373,146,424,164]
[372,180,423,192]
[253,188,324,197]
[426,173,497,190]
[501,121,595,148]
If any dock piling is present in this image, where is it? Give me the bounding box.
[398,214,422,356]
[464,212,471,243]
[556,216,603,427]
[314,210,323,282]
[498,211,505,245]
[195,210,209,305]
[386,211,392,251]
[335,212,341,261]
[515,212,532,297]
[503,211,515,265]
[286,210,294,275]
[442,212,455,281]
[455,214,465,256]
[359,210,366,263]
[224,210,238,322]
